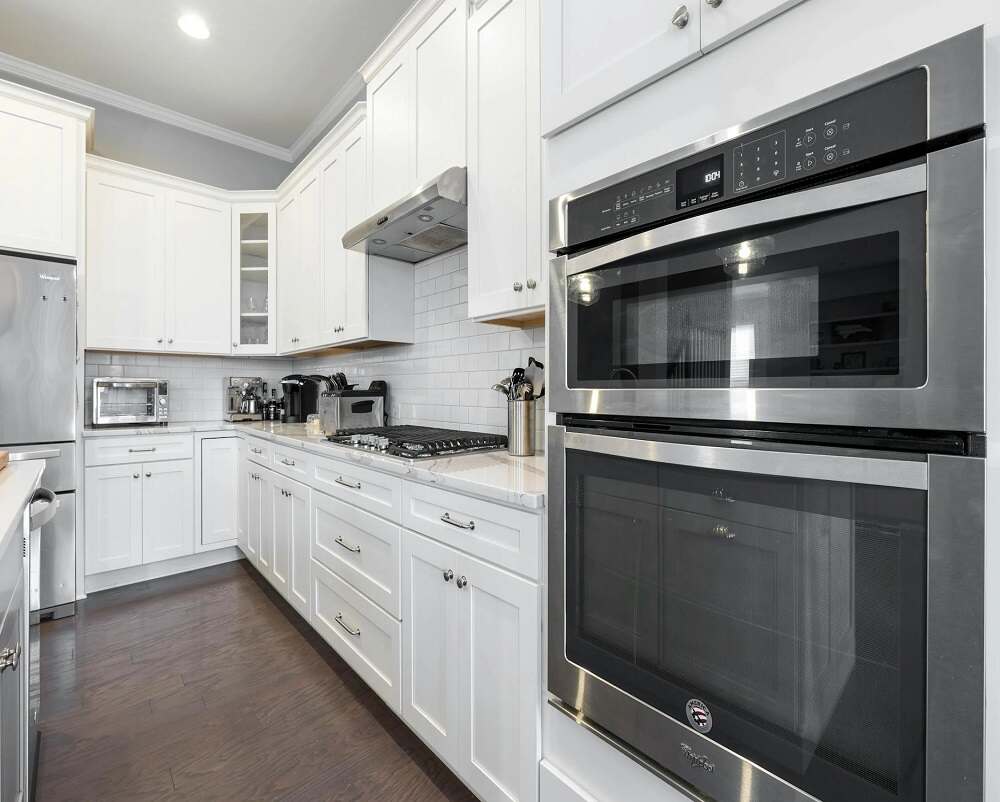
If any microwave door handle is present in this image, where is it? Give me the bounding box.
[561,430,928,491]
[564,163,927,276]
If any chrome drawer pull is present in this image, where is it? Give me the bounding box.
[335,476,362,490]
[280,458,296,466]
[251,448,263,455]
[0,644,21,672]
[334,613,361,637]
[128,447,157,453]
[440,512,475,531]
[709,524,736,540]
[335,535,361,554]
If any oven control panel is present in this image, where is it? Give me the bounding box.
[563,68,927,252]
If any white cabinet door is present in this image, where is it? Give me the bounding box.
[276,191,299,353]
[413,0,466,186]
[319,147,347,344]
[342,126,370,342]
[232,203,277,355]
[200,438,239,549]
[401,531,461,766]
[86,169,165,351]
[540,0,701,135]
[258,470,276,576]
[286,479,311,619]
[456,553,540,802]
[0,95,80,257]
[367,50,413,213]
[467,0,543,320]
[270,477,291,596]
[700,0,805,51]
[84,464,142,574]
[296,173,322,349]
[245,466,262,566]
[237,450,250,558]
[141,459,194,564]
[165,190,231,354]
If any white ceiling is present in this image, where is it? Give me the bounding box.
[0,0,413,156]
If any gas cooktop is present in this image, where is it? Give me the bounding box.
[326,425,507,460]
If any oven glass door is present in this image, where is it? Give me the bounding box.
[567,186,926,390]
[96,382,157,423]
[564,433,927,802]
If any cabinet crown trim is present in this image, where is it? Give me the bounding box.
[87,154,258,203]
[0,74,95,127]
[360,0,449,82]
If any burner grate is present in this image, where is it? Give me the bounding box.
[327,425,507,459]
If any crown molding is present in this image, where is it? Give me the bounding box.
[288,72,365,162]
[360,0,446,82]
[0,49,296,162]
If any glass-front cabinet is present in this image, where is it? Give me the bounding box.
[231,203,276,354]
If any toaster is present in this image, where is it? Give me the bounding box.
[319,381,388,435]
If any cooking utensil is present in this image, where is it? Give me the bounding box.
[491,383,509,396]
[526,356,545,398]
[515,381,534,400]
[511,367,525,386]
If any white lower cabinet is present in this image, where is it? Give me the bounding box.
[85,459,193,574]
[273,475,311,619]
[199,437,240,550]
[402,528,540,802]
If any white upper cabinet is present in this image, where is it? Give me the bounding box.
[296,173,322,349]
[86,158,233,355]
[231,204,277,355]
[165,190,231,355]
[540,0,701,136]
[364,0,467,214]
[86,167,166,352]
[541,0,805,135]
[467,0,543,321]
[276,190,300,354]
[0,80,90,258]
[701,0,806,51]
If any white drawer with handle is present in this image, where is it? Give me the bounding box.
[311,453,403,523]
[245,438,271,467]
[85,434,194,467]
[271,444,312,483]
[402,482,541,580]
[311,558,401,713]
[312,489,401,618]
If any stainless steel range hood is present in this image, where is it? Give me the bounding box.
[342,166,467,263]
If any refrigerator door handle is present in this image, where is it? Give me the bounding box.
[9,448,61,462]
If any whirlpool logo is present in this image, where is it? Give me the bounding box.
[680,743,715,774]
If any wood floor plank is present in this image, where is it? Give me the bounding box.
[37,561,475,802]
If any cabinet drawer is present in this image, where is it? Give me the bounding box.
[271,444,312,483]
[245,438,271,466]
[311,454,402,523]
[312,490,401,618]
[311,559,401,713]
[403,483,541,579]
[85,434,194,466]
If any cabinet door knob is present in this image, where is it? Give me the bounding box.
[443,569,454,583]
[526,278,537,290]
[672,4,690,27]
[145,472,152,478]
[133,473,140,479]
[513,281,523,292]
[456,576,468,589]
[156,337,163,344]
[167,338,174,344]
[233,342,238,348]
[706,0,723,7]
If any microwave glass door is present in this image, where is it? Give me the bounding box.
[567,192,926,389]
[564,442,927,802]
[97,383,156,422]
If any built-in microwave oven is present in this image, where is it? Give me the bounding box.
[547,28,986,802]
[92,378,169,426]
[548,28,985,435]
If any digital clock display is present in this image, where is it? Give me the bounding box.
[676,154,725,210]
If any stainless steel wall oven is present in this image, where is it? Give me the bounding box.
[547,29,986,802]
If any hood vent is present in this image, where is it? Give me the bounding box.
[342,166,467,263]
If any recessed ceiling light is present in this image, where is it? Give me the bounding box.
[177,13,210,40]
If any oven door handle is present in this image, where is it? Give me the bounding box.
[562,430,927,490]
[564,163,927,275]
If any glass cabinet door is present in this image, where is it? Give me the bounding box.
[232,204,276,354]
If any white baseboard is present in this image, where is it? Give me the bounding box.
[540,761,601,802]
[84,547,243,594]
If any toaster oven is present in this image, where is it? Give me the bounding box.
[92,378,169,426]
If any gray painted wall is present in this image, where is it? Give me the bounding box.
[0,70,293,189]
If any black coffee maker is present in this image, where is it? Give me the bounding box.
[279,375,331,423]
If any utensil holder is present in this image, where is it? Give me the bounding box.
[507,399,536,456]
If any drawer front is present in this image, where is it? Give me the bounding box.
[311,559,401,713]
[271,444,312,483]
[403,482,541,579]
[312,490,401,618]
[245,438,271,467]
[84,434,194,466]
[311,455,402,523]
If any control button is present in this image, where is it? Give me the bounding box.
[823,124,837,140]
[804,131,817,146]
[804,155,817,170]
[823,150,838,164]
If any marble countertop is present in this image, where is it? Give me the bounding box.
[82,421,238,437]
[237,422,546,510]
[0,461,44,549]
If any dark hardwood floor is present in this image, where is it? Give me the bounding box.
[36,560,476,802]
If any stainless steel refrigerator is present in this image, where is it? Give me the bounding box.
[0,251,77,619]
